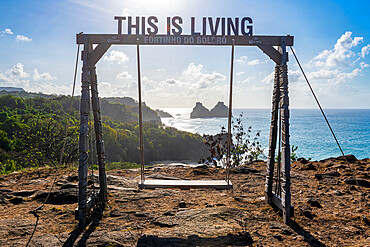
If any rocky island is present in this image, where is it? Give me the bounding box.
[190,101,230,118]
[155,109,173,118]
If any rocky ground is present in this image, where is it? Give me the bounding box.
[0,155,369,246]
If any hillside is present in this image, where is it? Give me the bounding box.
[0,93,208,173]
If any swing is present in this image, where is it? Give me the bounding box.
[137,40,235,190]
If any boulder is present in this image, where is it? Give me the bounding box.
[210,101,229,117]
[190,102,211,118]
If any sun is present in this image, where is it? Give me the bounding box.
[133,0,187,13]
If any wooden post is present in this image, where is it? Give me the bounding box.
[137,40,145,182]
[279,39,291,224]
[265,65,280,203]
[78,42,91,228]
[90,67,108,204]
[226,39,235,184]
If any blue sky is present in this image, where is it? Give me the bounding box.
[0,0,369,108]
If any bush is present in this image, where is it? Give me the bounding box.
[201,113,264,167]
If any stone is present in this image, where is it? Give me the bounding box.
[297,157,309,164]
[303,210,315,219]
[307,198,322,208]
[0,196,9,204]
[9,196,23,205]
[334,190,344,196]
[60,183,77,189]
[190,102,211,118]
[163,210,176,216]
[273,234,283,241]
[269,221,293,235]
[344,178,370,188]
[35,188,77,204]
[300,163,316,171]
[109,209,126,217]
[230,166,259,174]
[153,216,178,227]
[338,154,358,163]
[135,212,151,218]
[178,201,187,208]
[315,172,340,180]
[11,190,37,197]
[65,175,78,182]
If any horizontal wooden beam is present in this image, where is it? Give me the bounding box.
[77,34,293,46]
[271,193,294,217]
[75,192,100,220]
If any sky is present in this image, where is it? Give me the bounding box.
[0,0,369,109]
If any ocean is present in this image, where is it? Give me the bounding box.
[160,108,370,161]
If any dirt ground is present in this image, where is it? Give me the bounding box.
[0,155,369,246]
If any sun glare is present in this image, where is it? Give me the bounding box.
[134,0,186,13]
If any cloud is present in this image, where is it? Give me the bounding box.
[122,7,136,16]
[100,82,111,88]
[360,44,370,58]
[236,72,244,76]
[15,34,32,42]
[1,28,13,35]
[261,71,274,84]
[6,63,29,78]
[116,71,133,79]
[164,79,178,85]
[181,62,226,89]
[307,68,361,85]
[313,31,362,68]
[0,63,69,95]
[104,50,129,64]
[248,59,268,65]
[236,56,248,64]
[132,63,228,107]
[32,69,56,81]
[159,78,180,87]
[28,82,71,95]
[360,62,369,69]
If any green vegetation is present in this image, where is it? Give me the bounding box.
[0,93,208,174]
[201,113,264,166]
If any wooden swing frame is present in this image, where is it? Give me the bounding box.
[76,33,294,227]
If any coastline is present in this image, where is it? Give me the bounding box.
[159,108,370,160]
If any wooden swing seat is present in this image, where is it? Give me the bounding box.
[139,179,233,190]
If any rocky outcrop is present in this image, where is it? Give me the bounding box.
[190,101,230,118]
[190,102,211,118]
[210,101,229,117]
[155,109,173,118]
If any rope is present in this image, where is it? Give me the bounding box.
[290,47,367,201]
[136,38,145,183]
[25,43,80,247]
[90,124,95,194]
[226,39,235,184]
[275,105,282,197]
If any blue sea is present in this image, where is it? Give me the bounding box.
[161,108,370,161]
